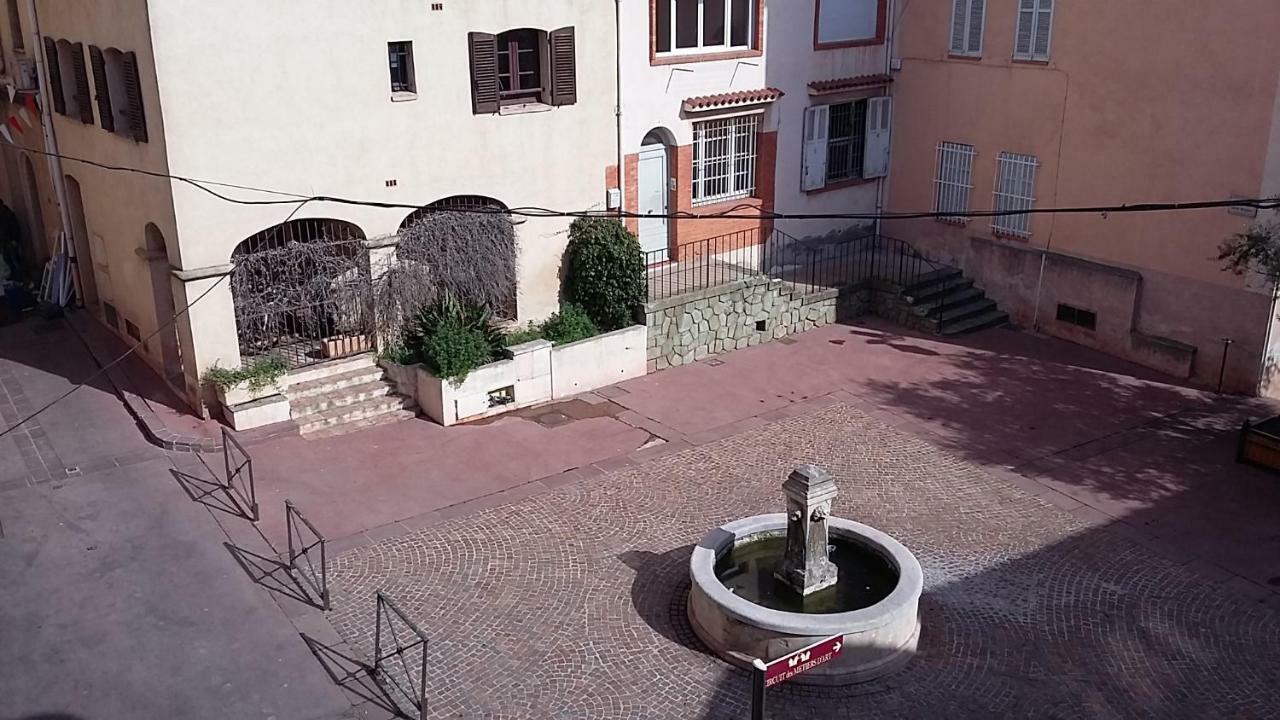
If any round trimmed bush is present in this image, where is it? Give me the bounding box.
[563,218,645,332]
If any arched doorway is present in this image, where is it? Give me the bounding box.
[398,195,517,319]
[398,194,511,231]
[230,218,369,368]
[63,174,99,307]
[144,223,183,383]
[638,129,674,261]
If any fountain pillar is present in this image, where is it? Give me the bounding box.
[775,465,839,596]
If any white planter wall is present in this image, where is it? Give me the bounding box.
[550,325,648,398]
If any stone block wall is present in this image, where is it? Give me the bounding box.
[644,277,840,371]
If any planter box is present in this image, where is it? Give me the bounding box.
[224,394,291,431]
[391,325,648,427]
[216,379,285,407]
[1239,418,1280,473]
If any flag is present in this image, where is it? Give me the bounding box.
[16,107,32,128]
[6,115,21,134]
[0,125,12,144]
[5,85,14,103]
[23,93,37,117]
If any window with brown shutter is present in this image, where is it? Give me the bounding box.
[122,51,148,142]
[88,45,114,133]
[468,32,499,114]
[70,42,93,124]
[42,36,65,115]
[548,27,576,107]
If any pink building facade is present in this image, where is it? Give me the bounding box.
[884,0,1280,395]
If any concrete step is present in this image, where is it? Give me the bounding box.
[303,407,419,439]
[941,309,1009,335]
[287,367,389,401]
[284,353,377,388]
[289,379,399,418]
[913,286,986,316]
[936,298,998,325]
[905,267,963,295]
[297,395,418,435]
[907,276,972,304]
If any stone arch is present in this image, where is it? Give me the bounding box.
[230,218,370,367]
[641,126,677,148]
[396,195,517,319]
[63,173,99,307]
[398,194,511,232]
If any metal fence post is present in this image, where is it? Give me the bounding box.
[751,658,767,720]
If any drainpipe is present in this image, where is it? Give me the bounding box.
[873,0,897,237]
[614,0,625,221]
[24,0,73,273]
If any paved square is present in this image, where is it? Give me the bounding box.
[325,403,1280,718]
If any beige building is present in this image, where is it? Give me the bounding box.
[885,0,1280,394]
[2,0,617,413]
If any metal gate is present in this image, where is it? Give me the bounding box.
[231,219,374,369]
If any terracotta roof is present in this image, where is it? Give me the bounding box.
[807,74,893,95]
[683,87,784,113]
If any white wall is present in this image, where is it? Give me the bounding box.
[147,0,618,323]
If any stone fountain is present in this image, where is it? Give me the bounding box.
[687,465,923,684]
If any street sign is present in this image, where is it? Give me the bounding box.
[759,634,845,688]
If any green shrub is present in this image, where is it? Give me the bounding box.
[406,295,503,384]
[203,355,288,393]
[503,323,545,347]
[563,218,645,331]
[377,341,416,365]
[540,303,598,345]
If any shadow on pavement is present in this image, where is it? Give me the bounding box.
[169,468,253,521]
[223,542,325,610]
[300,634,405,718]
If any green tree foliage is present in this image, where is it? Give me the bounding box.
[563,218,645,331]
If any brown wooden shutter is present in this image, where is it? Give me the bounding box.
[548,27,577,107]
[88,45,114,133]
[70,42,93,124]
[122,51,148,142]
[43,37,65,115]
[468,32,499,114]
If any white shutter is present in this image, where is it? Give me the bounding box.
[862,97,892,179]
[1033,0,1053,58]
[966,0,985,55]
[949,0,968,54]
[801,105,829,191]
[1015,0,1035,57]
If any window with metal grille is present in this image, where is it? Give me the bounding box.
[387,41,415,93]
[1056,304,1096,331]
[826,100,867,183]
[1014,0,1053,60]
[692,115,759,205]
[656,0,754,54]
[933,142,975,222]
[992,151,1038,237]
[496,29,542,103]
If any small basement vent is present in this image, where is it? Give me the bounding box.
[125,320,141,341]
[1056,304,1096,331]
[103,302,120,330]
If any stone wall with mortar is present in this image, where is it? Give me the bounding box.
[644,277,841,371]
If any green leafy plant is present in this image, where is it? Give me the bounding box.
[377,341,416,365]
[406,295,504,384]
[540,303,598,345]
[503,322,545,347]
[203,355,289,393]
[1219,221,1280,282]
[563,218,646,331]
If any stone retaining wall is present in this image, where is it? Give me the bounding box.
[644,277,842,371]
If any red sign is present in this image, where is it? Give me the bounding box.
[759,634,844,688]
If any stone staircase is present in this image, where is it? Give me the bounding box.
[283,354,417,437]
[903,268,1009,335]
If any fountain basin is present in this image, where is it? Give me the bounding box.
[688,514,923,684]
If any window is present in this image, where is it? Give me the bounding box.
[692,115,759,204]
[826,101,867,183]
[7,0,22,52]
[496,29,541,102]
[815,0,883,47]
[934,142,975,221]
[387,41,415,94]
[468,28,576,113]
[801,96,891,191]
[655,0,754,54]
[950,0,984,56]
[992,152,1038,237]
[1014,0,1053,60]
[1056,304,1096,331]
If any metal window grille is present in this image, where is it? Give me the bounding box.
[388,42,413,93]
[826,100,867,183]
[692,115,759,205]
[992,151,1038,237]
[933,142,975,223]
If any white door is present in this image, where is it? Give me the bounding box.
[637,144,669,261]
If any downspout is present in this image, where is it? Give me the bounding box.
[1031,72,1071,331]
[614,0,625,221]
[873,0,895,236]
[24,0,73,270]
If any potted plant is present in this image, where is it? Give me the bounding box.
[204,356,289,407]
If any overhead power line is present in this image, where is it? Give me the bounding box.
[10,143,1279,223]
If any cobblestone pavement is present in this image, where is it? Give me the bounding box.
[325,403,1280,719]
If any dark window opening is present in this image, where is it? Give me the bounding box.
[730,0,751,46]
[674,0,699,49]
[103,302,119,330]
[703,0,726,45]
[826,99,867,182]
[7,0,22,51]
[755,320,767,332]
[655,0,672,52]
[496,29,542,103]
[125,319,141,341]
[1056,304,1096,331]
[388,41,415,93]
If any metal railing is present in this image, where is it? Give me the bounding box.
[221,427,259,522]
[644,230,954,332]
[373,592,429,720]
[286,500,329,610]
